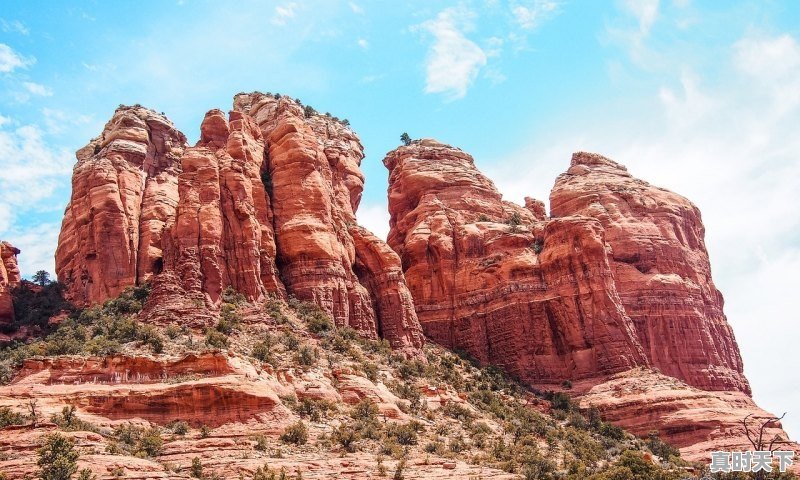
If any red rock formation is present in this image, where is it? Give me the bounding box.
[550,152,748,393]
[55,106,187,306]
[384,140,646,384]
[577,368,799,464]
[55,96,424,352]
[162,109,284,306]
[0,241,21,325]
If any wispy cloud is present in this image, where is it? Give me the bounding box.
[0,120,73,236]
[0,43,34,73]
[0,19,29,35]
[415,6,487,100]
[271,3,298,26]
[23,82,53,97]
[348,2,364,15]
[607,0,661,67]
[511,0,561,30]
[357,38,369,49]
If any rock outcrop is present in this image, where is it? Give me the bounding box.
[384,141,782,458]
[576,368,799,463]
[55,106,187,306]
[55,96,424,353]
[0,241,21,325]
[550,152,747,393]
[384,141,646,385]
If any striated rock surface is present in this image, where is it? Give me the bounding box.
[384,141,646,385]
[55,106,187,306]
[576,368,799,464]
[160,109,284,307]
[0,241,21,325]
[55,96,423,353]
[550,152,748,393]
[384,141,789,463]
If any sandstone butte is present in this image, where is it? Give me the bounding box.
[0,241,21,326]
[55,97,424,355]
[384,139,797,461]
[0,95,794,478]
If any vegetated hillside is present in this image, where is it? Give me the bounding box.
[0,285,748,480]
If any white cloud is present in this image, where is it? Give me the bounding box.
[0,121,73,232]
[271,3,298,26]
[356,202,390,241]
[607,0,661,67]
[41,108,93,134]
[357,38,369,49]
[416,6,487,100]
[348,2,364,15]
[511,0,560,30]
[4,222,62,278]
[620,0,660,35]
[23,82,53,97]
[0,43,34,73]
[734,34,800,112]
[0,19,29,35]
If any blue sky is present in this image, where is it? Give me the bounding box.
[1,0,799,437]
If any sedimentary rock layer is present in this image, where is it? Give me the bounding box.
[0,241,21,325]
[384,140,647,385]
[55,106,187,306]
[55,96,424,352]
[384,141,747,394]
[550,152,748,393]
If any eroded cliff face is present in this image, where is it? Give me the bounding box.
[55,96,424,353]
[385,142,746,394]
[550,152,748,394]
[383,140,789,457]
[0,241,21,325]
[384,140,647,385]
[55,106,187,306]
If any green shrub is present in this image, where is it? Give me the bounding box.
[279,421,308,445]
[0,406,25,428]
[253,434,269,452]
[37,433,78,480]
[168,420,189,436]
[332,424,360,452]
[281,332,299,350]
[252,334,274,362]
[385,423,417,446]
[350,399,379,422]
[296,345,317,367]
[205,329,229,348]
[190,457,203,478]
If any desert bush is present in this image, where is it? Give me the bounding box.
[280,421,308,445]
[37,433,79,480]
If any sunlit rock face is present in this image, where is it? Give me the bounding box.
[385,143,747,395]
[550,152,748,394]
[384,141,648,386]
[55,96,424,353]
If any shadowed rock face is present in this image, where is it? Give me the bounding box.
[384,142,747,394]
[384,141,647,385]
[0,241,21,325]
[550,152,748,394]
[55,96,424,353]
